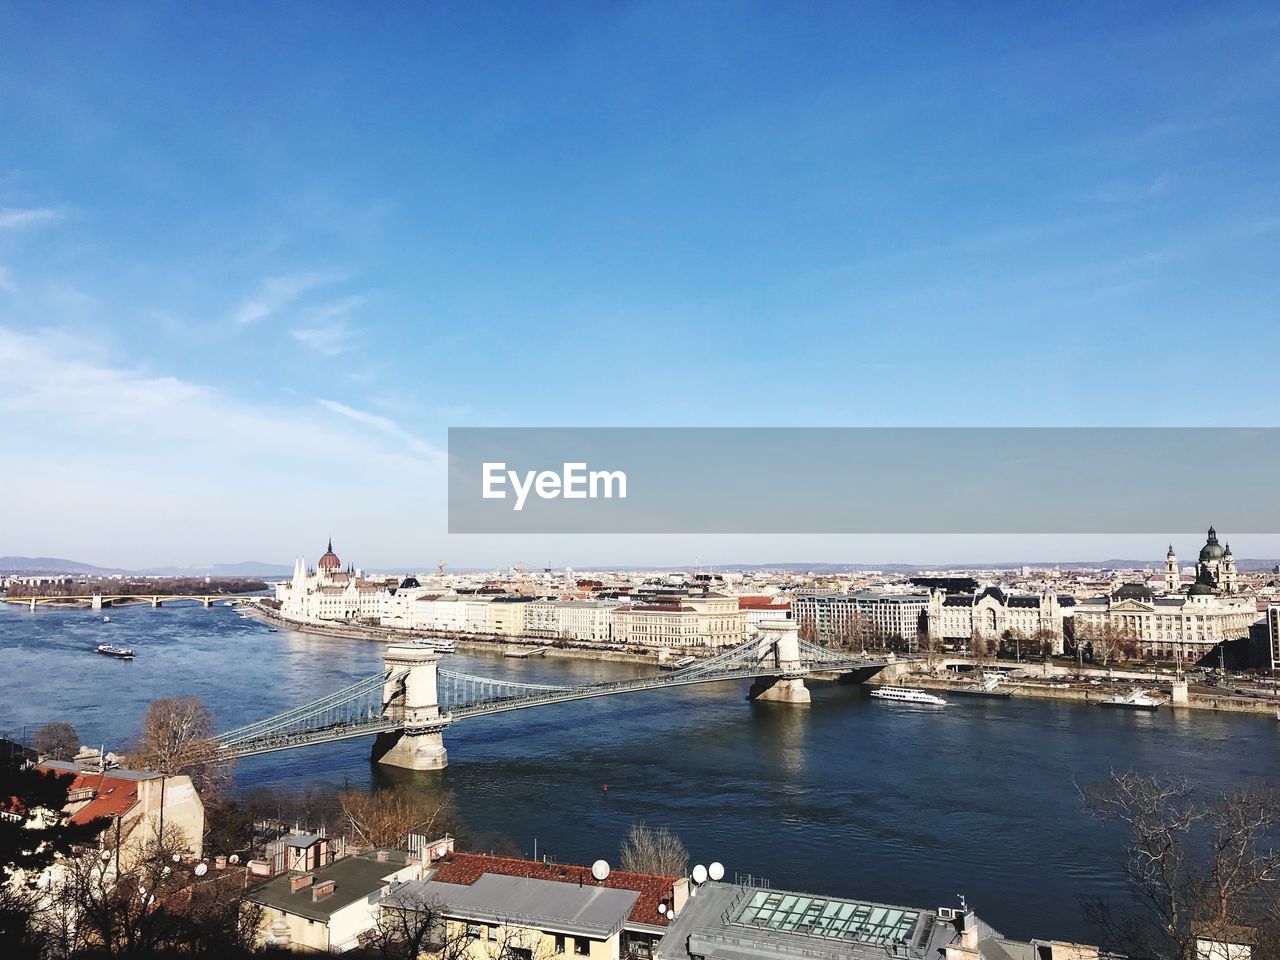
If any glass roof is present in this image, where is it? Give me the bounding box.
[733,890,919,947]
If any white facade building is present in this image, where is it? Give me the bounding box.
[274,541,389,624]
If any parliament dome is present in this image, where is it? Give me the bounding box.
[318,539,342,571]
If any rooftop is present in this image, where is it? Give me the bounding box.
[244,849,412,922]
[425,852,676,929]
[399,874,640,938]
[656,882,982,960]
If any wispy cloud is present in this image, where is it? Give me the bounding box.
[315,398,436,455]
[0,324,445,563]
[230,270,337,325]
[0,206,62,230]
[0,265,14,293]
[290,294,364,355]
[1085,174,1173,205]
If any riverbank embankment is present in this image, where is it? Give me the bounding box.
[242,602,664,666]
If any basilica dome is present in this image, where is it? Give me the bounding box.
[1198,526,1224,561]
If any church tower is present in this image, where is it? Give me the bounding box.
[1222,542,1238,593]
[1164,545,1180,593]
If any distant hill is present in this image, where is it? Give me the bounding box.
[141,561,294,578]
[0,556,123,575]
[0,557,291,578]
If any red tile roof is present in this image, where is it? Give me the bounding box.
[429,852,676,928]
[737,597,790,610]
[45,768,142,825]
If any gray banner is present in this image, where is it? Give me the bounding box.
[448,427,1280,534]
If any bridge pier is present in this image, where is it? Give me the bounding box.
[374,643,450,770]
[91,593,103,611]
[151,596,162,608]
[747,620,811,704]
[372,729,448,770]
[29,597,36,612]
[202,598,213,608]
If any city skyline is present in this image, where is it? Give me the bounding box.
[3,4,1279,565]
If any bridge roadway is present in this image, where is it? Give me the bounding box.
[217,622,903,767]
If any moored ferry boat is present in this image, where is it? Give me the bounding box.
[96,643,134,660]
[870,686,947,706]
[1099,689,1165,711]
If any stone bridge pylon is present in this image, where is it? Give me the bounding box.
[371,643,450,771]
[748,619,811,704]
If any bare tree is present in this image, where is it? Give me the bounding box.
[39,817,263,959]
[1080,770,1280,960]
[340,787,459,850]
[127,696,231,801]
[1086,622,1141,667]
[368,891,464,960]
[618,821,689,877]
[35,722,80,762]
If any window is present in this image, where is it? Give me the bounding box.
[510,950,533,960]
[466,924,482,940]
[488,925,498,942]
[575,937,591,956]
[555,935,566,954]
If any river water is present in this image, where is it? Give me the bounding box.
[2,601,1277,942]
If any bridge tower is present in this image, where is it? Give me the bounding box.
[372,643,450,770]
[748,619,811,704]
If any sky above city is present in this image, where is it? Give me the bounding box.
[2,3,1279,569]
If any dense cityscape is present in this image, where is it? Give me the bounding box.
[6,3,1280,959]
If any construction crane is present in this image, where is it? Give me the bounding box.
[437,561,446,579]
[514,562,526,595]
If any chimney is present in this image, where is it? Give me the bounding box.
[312,879,336,901]
[672,878,690,913]
[290,873,314,893]
[376,850,389,862]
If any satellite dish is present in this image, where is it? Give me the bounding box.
[194,862,208,877]
[658,902,667,915]
[161,866,171,876]
[591,859,610,881]
[138,885,147,897]
[666,908,675,919]
[692,864,708,884]
[228,854,240,864]
[172,853,181,863]
[708,861,724,881]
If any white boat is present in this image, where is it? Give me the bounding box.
[428,638,456,653]
[96,643,134,660]
[1099,689,1165,711]
[870,686,948,706]
[101,615,110,623]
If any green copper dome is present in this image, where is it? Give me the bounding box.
[1199,526,1224,561]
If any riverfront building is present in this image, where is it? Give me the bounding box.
[927,587,1067,653]
[792,592,929,646]
[1069,529,1261,661]
[610,594,747,649]
[274,541,387,624]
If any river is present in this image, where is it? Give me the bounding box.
[2,601,1276,943]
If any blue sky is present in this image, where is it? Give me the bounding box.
[2,2,1278,568]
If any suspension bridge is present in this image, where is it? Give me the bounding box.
[216,620,903,770]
